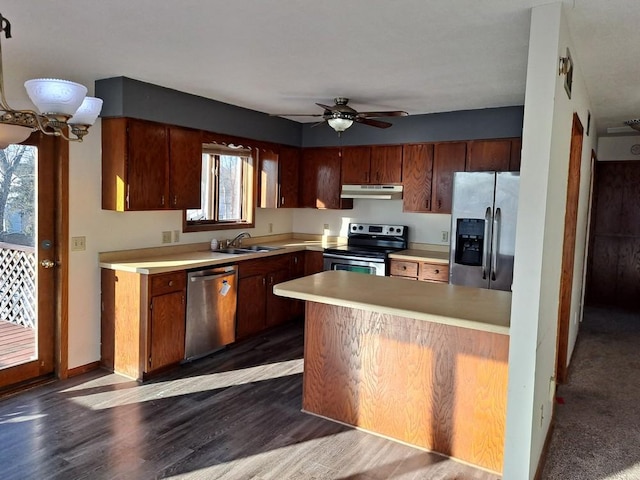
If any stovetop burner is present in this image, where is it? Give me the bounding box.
[324,223,409,259]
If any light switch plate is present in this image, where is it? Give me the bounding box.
[71,236,86,251]
[161,231,172,244]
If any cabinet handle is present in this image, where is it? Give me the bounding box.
[294,256,298,264]
[173,195,177,206]
[262,277,266,286]
[126,185,130,210]
[168,280,174,287]
[435,269,440,274]
[437,199,442,209]
[281,196,285,205]
[161,195,165,206]
[426,199,430,210]
[402,266,407,271]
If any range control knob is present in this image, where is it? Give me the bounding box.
[358,225,364,230]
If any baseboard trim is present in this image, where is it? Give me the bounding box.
[67,361,101,378]
[534,414,556,480]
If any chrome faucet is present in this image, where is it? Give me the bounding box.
[229,231,251,247]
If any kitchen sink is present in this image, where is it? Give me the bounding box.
[217,245,283,254]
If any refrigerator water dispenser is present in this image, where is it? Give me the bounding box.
[454,218,485,266]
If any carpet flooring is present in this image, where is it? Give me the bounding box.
[541,306,640,479]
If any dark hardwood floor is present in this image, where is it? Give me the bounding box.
[0,320,500,480]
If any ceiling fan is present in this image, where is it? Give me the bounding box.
[272,97,408,135]
[625,119,640,132]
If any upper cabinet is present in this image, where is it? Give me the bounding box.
[258,145,301,209]
[342,145,402,184]
[300,147,353,210]
[402,144,434,212]
[466,139,512,172]
[102,118,202,211]
[432,142,467,214]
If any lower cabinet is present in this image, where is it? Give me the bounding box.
[236,253,304,340]
[389,259,449,283]
[101,269,186,380]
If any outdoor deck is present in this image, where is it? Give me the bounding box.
[0,319,35,368]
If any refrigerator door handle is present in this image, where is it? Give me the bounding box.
[491,208,501,281]
[482,207,492,279]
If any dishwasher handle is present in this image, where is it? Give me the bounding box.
[190,271,236,282]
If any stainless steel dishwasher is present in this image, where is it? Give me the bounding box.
[185,264,237,361]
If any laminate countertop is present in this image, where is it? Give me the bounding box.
[99,239,333,275]
[274,270,511,335]
[389,249,449,264]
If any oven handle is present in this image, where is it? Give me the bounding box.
[323,253,385,264]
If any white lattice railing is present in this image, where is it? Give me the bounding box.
[0,242,36,329]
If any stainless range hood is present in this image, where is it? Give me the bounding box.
[340,184,403,200]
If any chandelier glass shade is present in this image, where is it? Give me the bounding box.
[327,115,354,133]
[0,13,102,149]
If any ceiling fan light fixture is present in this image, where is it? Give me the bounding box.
[624,119,640,132]
[327,116,353,133]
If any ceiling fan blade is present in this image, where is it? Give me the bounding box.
[355,117,392,129]
[269,113,324,117]
[356,110,408,118]
[315,103,336,111]
[310,120,327,128]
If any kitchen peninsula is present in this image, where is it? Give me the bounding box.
[274,270,511,473]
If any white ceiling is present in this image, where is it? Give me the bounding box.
[1,0,639,135]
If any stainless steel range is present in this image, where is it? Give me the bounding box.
[323,223,409,276]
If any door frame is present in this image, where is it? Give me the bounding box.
[555,113,584,384]
[0,132,68,389]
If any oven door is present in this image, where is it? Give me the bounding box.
[323,253,386,276]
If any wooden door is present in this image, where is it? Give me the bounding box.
[402,144,434,212]
[432,142,466,213]
[127,120,169,210]
[148,291,186,371]
[370,145,403,183]
[236,275,267,339]
[556,114,583,384]
[279,146,300,208]
[466,140,511,172]
[0,133,63,388]
[342,146,371,184]
[259,149,279,208]
[169,126,202,209]
[266,268,291,327]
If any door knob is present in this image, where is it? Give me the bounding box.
[40,259,56,269]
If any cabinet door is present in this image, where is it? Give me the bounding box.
[342,146,371,184]
[148,291,185,372]
[466,140,511,172]
[279,146,300,208]
[402,144,434,212]
[509,138,522,171]
[432,142,466,214]
[266,268,291,327]
[301,148,351,209]
[305,250,324,276]
[371,145,403,183]
[169,127,202,209]
[237,274,267,339]
[127,120,169,210]
[259,149,279,208]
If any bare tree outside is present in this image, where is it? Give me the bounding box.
[0,144,36,247]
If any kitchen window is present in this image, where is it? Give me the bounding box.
[184,144,255,231]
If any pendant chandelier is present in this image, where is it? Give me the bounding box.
[0,13,102,149]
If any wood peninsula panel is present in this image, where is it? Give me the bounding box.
[303,302,509,473]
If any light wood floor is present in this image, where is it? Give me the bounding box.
[0,320,500,480]
[0,319,35,368]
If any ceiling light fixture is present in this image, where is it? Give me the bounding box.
[327,114,354,134]
[0,13,102,148]
[624,119,640,132]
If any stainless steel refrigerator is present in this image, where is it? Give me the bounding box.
[449,171,519,291]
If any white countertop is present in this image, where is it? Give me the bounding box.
[389,249,450,264]
[274,270,510,335]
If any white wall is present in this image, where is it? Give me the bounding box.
[597,135,640,160]
[503,3,596,478]
[293,201,451,246]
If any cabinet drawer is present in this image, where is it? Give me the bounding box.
[419,263,449,283]
[150,271,186,296]
[389,260,418,278]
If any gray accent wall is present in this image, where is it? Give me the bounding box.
[95,76,523,148]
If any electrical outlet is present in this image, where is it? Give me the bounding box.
[173,230,180,243]
[71,236,86,251]
[441,231,449,243]
[268,223,273,233]
[323,223,330,231]
[161,231,172,244]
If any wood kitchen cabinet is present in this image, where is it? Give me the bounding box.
[402,143,434,212]
[258,145,301,209]
[466,139,512,172]
[390,259,449,283]
[342,145,402,184]
[300,147,353,209]
[237,254,299,339]
[432,142,467,213]
[102,118,202,211]
[101,269,186,380]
